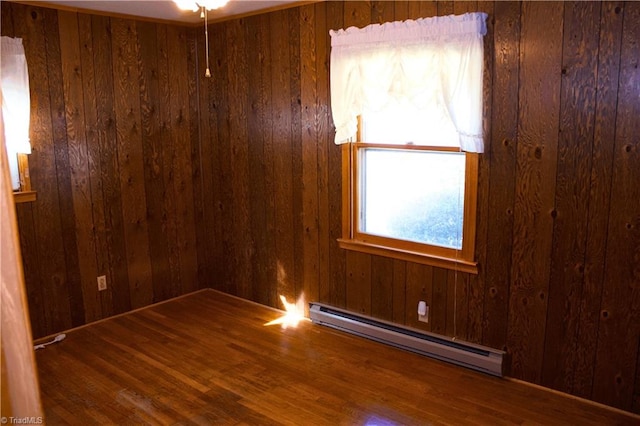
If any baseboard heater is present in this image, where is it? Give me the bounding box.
[309,302,505,377]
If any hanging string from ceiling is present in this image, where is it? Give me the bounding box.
[173,0,230,78]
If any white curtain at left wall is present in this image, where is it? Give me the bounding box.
[1,36,31,191]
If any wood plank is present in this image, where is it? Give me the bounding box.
[15,204,46,337]
[0,129,43,422]
[154,23,183,300]
[431,267,447,335]
[289,6,305,305]
[326,0,347,310]
[574,1,624,400]
[33,290,640,425]
[481,0,520,349]
[188,27,214,292]
[392,260,406,324]
[393,1,409,21]
[110,18,153,309]
[270,10,296,302]
[136,21,172,302]
[436,1,454,16]
[469,0,495,346]
[453,1,477,14]
[300,4,320,313]
[542,0,601,395]
[77,12,110,323]
[210,21,233,294]
[344,0,372,28]
[405,263,433,330]
[0,1,14,34]
[371,255,393,321]
[345,251,371,315]
[166,25,199,297]
[43,8,85,331]
[259,12,277,307]
[342,1,371,316]
[592,1,640,411]
[224,19,252,299]
[58,10,101,324]
[634,342,640,414]
[451,270,469,339]
[91,14,127,316]
[371,1,394,24]
[13,5,75,336]
[246,14,272,307]
[507,1,564,384]
[185,28,205,291]
[315,1,331,307]
[409,1,437,19]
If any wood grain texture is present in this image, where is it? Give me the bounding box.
[326,0,347,310]
[300,4,321,314]
[4,2,204,337]
[592,1,640,410]
[372,1,394,24]
[5,0,640,413]
[34,290,640,425]
[542,0,601,395]
[137,20,172,302]
[269,11,297,303]
[166,25,199,298]
[466,0,493,346]
[431,267,448,335]
[111,18,154,309]
[58,11,101,324]
[392,259,407,323]
[573,1,624,399]
[225,19,252,299]
[42,7,87,331]
[405,263,433,331]
[370,255,394,321]
[0,118,43,421]
[314,1,331,309]
[78,13,110,322]
[246,13,276,307]
[507,1,563,384]
[12,4,75,336]
[481,0,519,350]
[212,21,234,295]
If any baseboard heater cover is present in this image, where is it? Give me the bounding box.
[309,302,505,377]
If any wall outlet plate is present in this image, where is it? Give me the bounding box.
[97,275,107,291]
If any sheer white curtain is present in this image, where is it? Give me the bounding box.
[1,36,31,190]
[330,13,487,152]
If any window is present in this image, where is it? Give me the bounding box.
[330,13,487,273]
[1,36,34,201]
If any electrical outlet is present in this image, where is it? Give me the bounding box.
[97,275,107,291]
[418,300,429,323]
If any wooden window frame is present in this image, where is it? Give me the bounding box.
[339,136,479,274]
[13,153,35,203]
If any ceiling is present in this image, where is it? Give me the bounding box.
[34,0,309,24]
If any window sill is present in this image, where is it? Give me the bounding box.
[338,238,478,274]
[14,191,36,203]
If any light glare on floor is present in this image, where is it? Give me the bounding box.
[264,294,306,329]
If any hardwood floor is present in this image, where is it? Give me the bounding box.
[34,289,638,425]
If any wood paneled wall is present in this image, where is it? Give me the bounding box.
[195,1,640,413]
[3,0,639,414]
[2,3,204,337]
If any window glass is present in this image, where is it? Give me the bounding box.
[360,148,465,249]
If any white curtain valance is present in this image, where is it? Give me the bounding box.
[1,36,31,190]
[330,12,487,153]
